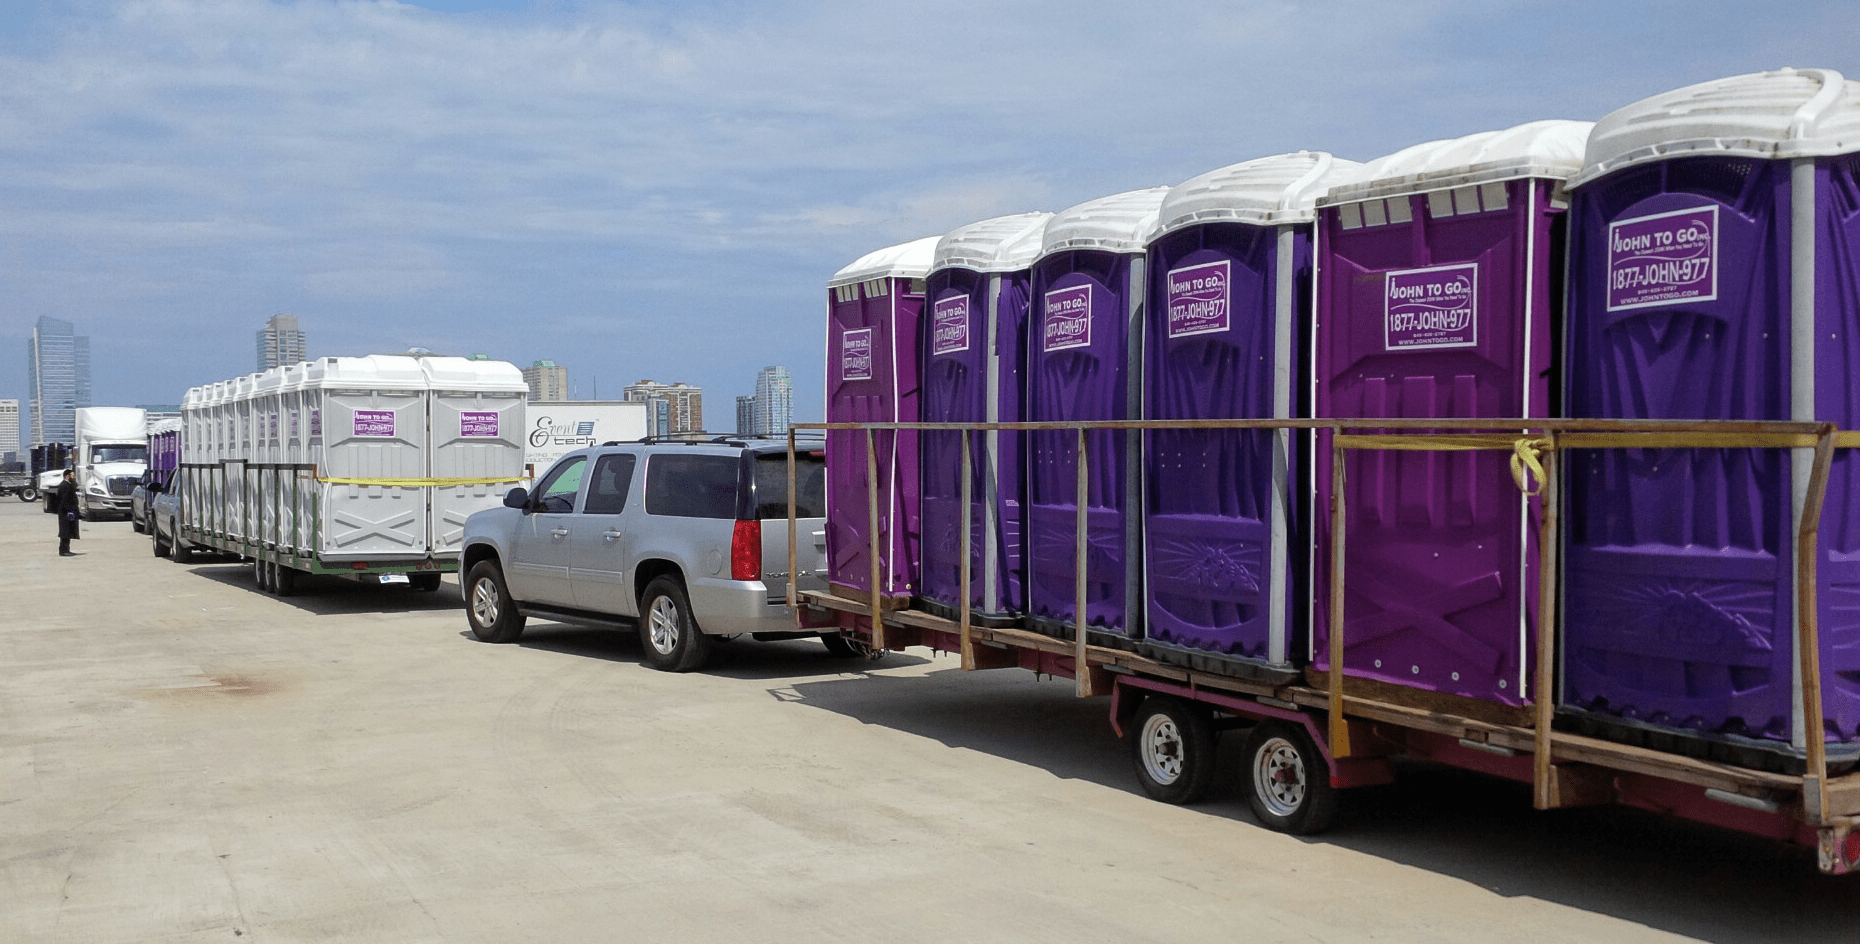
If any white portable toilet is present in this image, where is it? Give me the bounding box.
[307,355,431,559]
[420,356,528,554]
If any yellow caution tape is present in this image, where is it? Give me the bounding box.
[317,476,524,487]
[1509,437,1554,496]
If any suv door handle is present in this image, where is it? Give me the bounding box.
[603,529,623,542]
[551,528,570,537]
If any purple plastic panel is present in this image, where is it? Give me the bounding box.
[1026,251,1136,635]
[1144,224,1304,665]
[1566,155,1860,746]
[918,268,1029,617]
[825,280,923,597]
[1313,178,1558,706]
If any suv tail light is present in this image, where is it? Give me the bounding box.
[731,519,762,581]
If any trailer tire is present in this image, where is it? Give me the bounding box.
[465,561,526,643]
[1130,696,1218,804]
[19,485,36,503]
[819,632,871,659]
[274,563,298,597]
[410,573,442,592]
[1242,720,1338,835]
[639,575,712,673]
[254,558,272,593]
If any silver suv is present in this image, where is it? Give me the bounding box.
[459,436,838,671]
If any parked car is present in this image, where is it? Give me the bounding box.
[459,434,839,671]
[149,487,199,562]
[129,470,160,533]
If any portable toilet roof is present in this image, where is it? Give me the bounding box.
[1322,119,1594,205]
[828,236,941,289]
[303,355,428,391]
[1041,187,1170,256]
[1571,67,1860,188]
[149,417,183,435]
[1154,151,1363,237]
[932,212,1053,273]
[419,356,528,392]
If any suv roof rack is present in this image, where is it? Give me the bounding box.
[604,430,826,448]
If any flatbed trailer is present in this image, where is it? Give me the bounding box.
[787,417,1860,874]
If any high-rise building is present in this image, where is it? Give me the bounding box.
[736,395,755,435]
[28,315,90,445]
[0,398,19,467]
[257,314,307,370]
[624,379,703,434]
[752,365,793,435]
[522,360,570,402]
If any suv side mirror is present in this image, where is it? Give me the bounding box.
[503,487,531,510]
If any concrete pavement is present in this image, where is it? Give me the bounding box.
[0,500,1849,943]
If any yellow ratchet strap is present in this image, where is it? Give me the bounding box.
[1509,437,1554,496]
[317,476,523,487]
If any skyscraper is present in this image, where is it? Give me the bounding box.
[0,398,19,467]
[522,360,570,401]
[736,395,755,434]
[623,380,703,434]
[257,314,307,370]
[28,315,90,445]
[752,365,793,435]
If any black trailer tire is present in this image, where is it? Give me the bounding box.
[1129,696,1218,804]
[409,573,442,592]
[274,564,298,597]
[638,575,712,673]
[1242,720,1339,835]
[465,561,526,643]
[254,558,272,593]
[19,485,36,503]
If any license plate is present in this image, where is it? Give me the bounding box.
[378,573,410,585]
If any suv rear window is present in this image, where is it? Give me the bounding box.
[645,454,738,519]
[754,452,825,520]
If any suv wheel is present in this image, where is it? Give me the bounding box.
[639,575,712,673]
[466,561,526,643]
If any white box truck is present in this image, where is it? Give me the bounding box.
[72,407,149,520]
[171,355,528,595]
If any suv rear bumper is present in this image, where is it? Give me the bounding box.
[688,577,803,636]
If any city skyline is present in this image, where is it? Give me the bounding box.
[26,315,89,446]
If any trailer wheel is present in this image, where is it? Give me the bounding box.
[19,485,36,503]
[1130,696,1217,804]
[639,575,712,672]
[254,559,272,593]
[465,561,526,643]
[409,573,442,592]
[274,564,298,597]
[1242,720,1338,835]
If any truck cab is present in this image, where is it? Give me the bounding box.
[73,407,149,521]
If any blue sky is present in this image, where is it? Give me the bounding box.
[1,0,1855,428]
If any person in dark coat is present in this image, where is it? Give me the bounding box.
[53,469,79,556]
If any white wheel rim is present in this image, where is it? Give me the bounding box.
[647,596,680,654]
[471,579,501,627]
[1252,737,1306,817]
[1139,713,1185,786]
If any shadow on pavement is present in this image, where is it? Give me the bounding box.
[784,666,1856,943]
[183,561,462,616]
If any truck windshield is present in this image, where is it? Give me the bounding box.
[93,445,148,463]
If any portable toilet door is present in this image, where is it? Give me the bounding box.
[825,235,939,601]
[1143,151,1361,679]
[1025,187,1169,639]
[421,356,529,555]
[1312,120,1590,708]
[312,355,431,560]
[1562,68,1860,760]
[918,212,1051,624]
[251,368,285,556]
[279,362,311,553]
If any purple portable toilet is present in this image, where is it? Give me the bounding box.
[826,236,939,601]
[1143,152,1361,679]
[919,212,1052,624]
[1026,187,1168,639]
[1313,120,1591,708]
[1562,68,1860,764]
